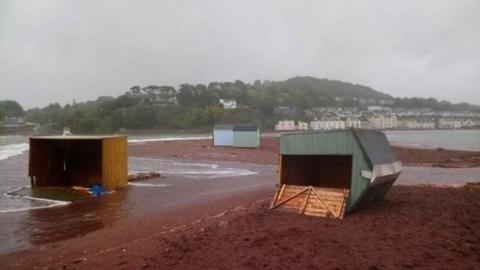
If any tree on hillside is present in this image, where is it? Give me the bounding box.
[0,100,25,119]
[129,86,141,95]
[177,83,196,106]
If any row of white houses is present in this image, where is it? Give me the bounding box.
[275,116,480,131]
[274,120,309,131]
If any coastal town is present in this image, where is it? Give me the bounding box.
[274,104,480,131]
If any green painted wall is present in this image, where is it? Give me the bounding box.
[233,131,260,148]
[280,131,371,212]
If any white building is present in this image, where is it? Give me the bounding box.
[219,99,237,109]
[367,106,383,112]
[275,120,296,131]
[368,114,398,129]
[398,118,435,129]
[310,119,346,130]
[438,118,461,129]
[297,121,309,130]
[345,118,362,128]
[460,118,479,128]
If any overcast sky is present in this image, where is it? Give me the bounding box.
[1,0,479,108]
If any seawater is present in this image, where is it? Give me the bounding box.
[385,129,480,151]
[0,133,253,213]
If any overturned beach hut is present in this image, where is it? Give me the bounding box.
[270,129,402,218]
[29,135,128,189]
[213,124,260,148]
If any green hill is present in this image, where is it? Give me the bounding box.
[279,76,392,100]
[2,75,476,134]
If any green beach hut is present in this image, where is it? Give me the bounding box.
[271,128,402,218]
[232,124,260,148]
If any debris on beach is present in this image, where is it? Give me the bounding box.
[72,184,113,196]
[128,172,162,182]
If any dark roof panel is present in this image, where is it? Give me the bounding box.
[232,124,258,131]
[352,129,397,166]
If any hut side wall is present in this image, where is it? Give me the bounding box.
[280,132,371,211]
[101,136,128,189]
[233,131,259,148]
[347,179,395,213]
[213,129,233,146]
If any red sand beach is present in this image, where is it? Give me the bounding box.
[128,137,480,168]
[0,185,479,269]
[1,138,480,269]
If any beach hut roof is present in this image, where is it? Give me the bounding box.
[30,135,125,140]
[232,124,258,131]
[213,124,235,130]
[281,129,396,167]
[352,129,397,166]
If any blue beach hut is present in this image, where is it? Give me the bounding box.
[213,125,234,146]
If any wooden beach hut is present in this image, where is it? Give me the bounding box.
[29,135,128,189]
[270,129,402,219]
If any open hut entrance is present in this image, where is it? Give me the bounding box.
[29,139,102,187]
[280,155,352,189]
[271,154,352,219]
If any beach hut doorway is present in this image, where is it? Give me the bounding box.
[280,155,352,189]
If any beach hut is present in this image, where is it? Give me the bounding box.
[213,125,234,146]
[233,124,260,148]
[270,129,402,218]
[29,135,128,190]
[213,124,260,148]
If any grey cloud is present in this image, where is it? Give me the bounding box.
[0,0,479,108]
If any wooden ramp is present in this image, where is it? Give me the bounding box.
[270,185,350,219]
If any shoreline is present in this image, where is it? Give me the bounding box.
[128,137,480,168]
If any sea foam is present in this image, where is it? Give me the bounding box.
[0,143,29,161]
[1,187,70,213]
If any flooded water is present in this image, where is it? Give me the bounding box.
[0,140,275,253]
[0,131,479,254]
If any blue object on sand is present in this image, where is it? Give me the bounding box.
[89,184,105,196]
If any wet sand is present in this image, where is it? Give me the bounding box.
[129,137,480,167]
[0,158,275,254]
[1,185,479,269]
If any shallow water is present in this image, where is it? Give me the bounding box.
[0,155,274,254]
